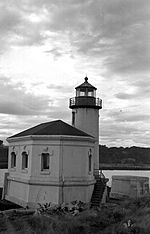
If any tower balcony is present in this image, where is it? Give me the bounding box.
[69,96,102,109]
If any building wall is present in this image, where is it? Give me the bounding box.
[62,141,94,179]
[28,184,60,207]
[8,140,33,180]
[6,137,61,206]
[73,108,99,170]
[30,140,60,182]
[60,138,95,203]
[63,185,94,204]
[5,179,29,207]
[6,135,95,207]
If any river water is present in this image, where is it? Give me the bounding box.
[103,170,150,186]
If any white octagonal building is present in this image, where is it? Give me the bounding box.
[6,120,96,207]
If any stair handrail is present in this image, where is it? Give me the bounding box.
[94,169,105,178]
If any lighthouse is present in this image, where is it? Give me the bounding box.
[4,76,105,207]
[69,77,102,170]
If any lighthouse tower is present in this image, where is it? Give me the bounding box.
[69,77,102,170]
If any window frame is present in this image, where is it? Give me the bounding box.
[72,111,76,126]
[41,153,50,171]
[11,151,16,168]
[22,151,28,170]
[88,149,92,173]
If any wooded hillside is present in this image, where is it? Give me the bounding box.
[99,145,150,165]
[0,141,8,168]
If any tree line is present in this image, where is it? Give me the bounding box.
[99,145,150,165]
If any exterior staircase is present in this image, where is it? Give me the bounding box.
[91,170,108,207]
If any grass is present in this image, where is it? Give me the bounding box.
[1,196,150,233]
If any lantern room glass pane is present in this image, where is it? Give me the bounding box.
[88,91,94,96]
[87,89,96,97]
[76,90,80,97]
[80,91,85,96]
[76,90,86,96]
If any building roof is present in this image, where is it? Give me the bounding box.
[75,77,97,90]
[8,120,93,139]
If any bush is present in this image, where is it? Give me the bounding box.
[27,215,54,233]
[112,208,125,222]
[122,195,150,211]
[0,216,7,232]
[2,196,150,233]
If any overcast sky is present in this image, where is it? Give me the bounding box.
[0,0,150,147]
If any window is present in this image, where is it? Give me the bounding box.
[11,152,16,168]
[41,153,50,171]
[88,91,93,96]
[72,111,75,126]
[22,151,28,169]
[88,149,92,172]
[79,91,85,96]
[76,90,80,97]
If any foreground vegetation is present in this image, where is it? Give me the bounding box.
[1,196,150,233]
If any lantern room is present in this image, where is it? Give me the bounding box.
[69,77,102,109]
[76,77,96,97]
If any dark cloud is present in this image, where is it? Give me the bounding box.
[0,76,51,115]
[132,79,150,98]
[44,0,150,76]
[46,84,73,94]
[0,0,149,76]
[115,93,136,100]
[99,105,150,147]
[45,48,63,58]
[100,116,150,147]
[0,76,72,139]
[104,108,150,123]
[115,76,150,100]
[113,112,150,123]
[0,7,21,34]
[0,1,46,50]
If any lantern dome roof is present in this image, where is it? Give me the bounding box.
[75,77,97,90]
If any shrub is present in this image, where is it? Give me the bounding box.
[122,195,150,211]
[112,208,125,222]
[0,216,7,232]
[27,215,54,233]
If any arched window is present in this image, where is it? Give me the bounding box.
[11,152,16,168]
[72,111,75,126]
[22,151,28,169]
[41,153,50,171]
[88,149,92,172]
